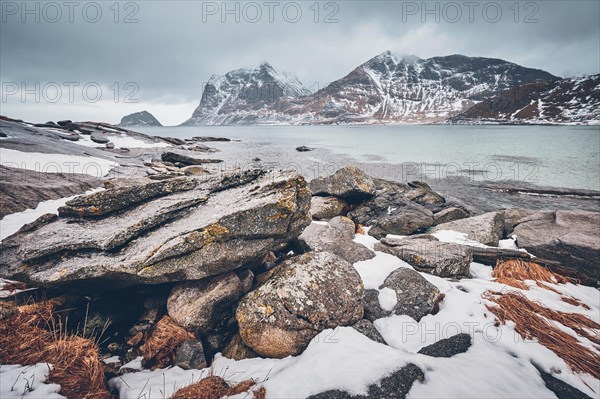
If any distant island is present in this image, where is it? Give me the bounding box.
[118,110,163,127]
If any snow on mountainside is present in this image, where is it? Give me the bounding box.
[284,52,557,124]
[448,74,600,125]
[118,111,162,127]
[182,63,311,125]
[183,52,559,125]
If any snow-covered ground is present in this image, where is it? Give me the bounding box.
[1,211,597,398]
[0,364,65,399]
[0,187,104,241]
[108,228,600,399]
[0,148,117,177]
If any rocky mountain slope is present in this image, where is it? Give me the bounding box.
[447,74,600,125]
[184,52,560,125]
[118,111,163,127]
[182,63,311,125]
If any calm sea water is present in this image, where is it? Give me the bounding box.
[138,125,600,193]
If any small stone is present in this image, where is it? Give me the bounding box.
[174,339,207,370]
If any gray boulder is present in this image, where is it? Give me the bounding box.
[363,289,389,322]
[310,196,347,220]
[375,237,472,278]
[513,210,600,286]
[0,170,312,289]
[404,181,445,205]
[307,363,424,399]
[433,207,470,225]
[161,151,222,166]
[432,211,505,246]
[167,272,243,333]
[381,268,442,322]
[236,252,364,358]
[352,320,387,345]
[174,339,207,370]
[348,178,435,239]
[90,132,110,144]
[310,166,376,202]
[299,217,375,264]
[417,333,471,357]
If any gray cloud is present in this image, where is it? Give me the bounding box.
[1,0,598,125]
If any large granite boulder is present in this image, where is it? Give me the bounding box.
[299,217,375,264]
[0,170,312,289]
[348,178,435,239]
[432,211,505,246]
[375,237,473,277]
[236,252,364,358]
[310,196,347,220]
[310,166,376,202]
[381,268,442,322]
[513,210,600,286]
[167,272,243,334]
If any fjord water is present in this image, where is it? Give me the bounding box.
[140,125,600,192]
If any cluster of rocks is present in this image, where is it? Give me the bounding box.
[1,163,597,398]
[142,151,224,180]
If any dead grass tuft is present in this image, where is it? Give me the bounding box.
[140,315,194,370]
[561,296,591,310]
[493,259,570,290]
[170,374,261,399]
[0,299,112,399]
[484,290,600,379]
[253,386,267,399]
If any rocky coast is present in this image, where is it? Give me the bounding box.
[0,117,598,399]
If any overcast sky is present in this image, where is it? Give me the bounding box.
[1,0,599,125]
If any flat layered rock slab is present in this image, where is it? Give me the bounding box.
[375,237,473,277]
[0,170,311,289]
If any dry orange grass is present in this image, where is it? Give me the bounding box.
[493,259,591,309]
[484,290,600,379]
[493,259,570,290]
[140,315,194,370]
[169,375,261,399]
[0,299,112,399]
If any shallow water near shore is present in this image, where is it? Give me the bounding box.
[138,125,600,212]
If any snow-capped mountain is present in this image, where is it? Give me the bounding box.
[182,63,311,125]
[118,111,162,127]
[290,52,557,124]
[183,52,559,125]
[448,74,600,125]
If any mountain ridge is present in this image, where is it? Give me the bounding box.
[181,52,597,126]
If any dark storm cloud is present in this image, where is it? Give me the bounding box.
[1,0,598,124]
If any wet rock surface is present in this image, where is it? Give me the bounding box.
[0,170,312,288]
[513,210,600,286]
[236,252,364,358]
[375,237,473,277]
[299,217,375,264]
